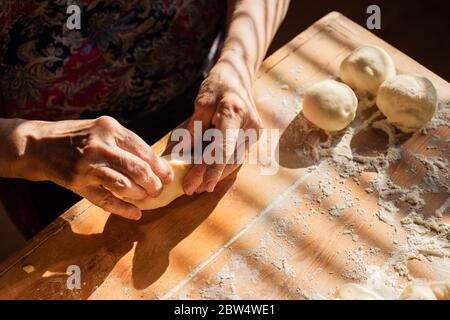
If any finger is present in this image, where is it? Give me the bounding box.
[197,163,224,193]
[200,114,242,193]
[80,185,142,220]
[196,154,243,194]
[197,119,250,193]
[186,95,216,149]
[90,166,148,200]
[182,164,207,196]
[186,110,212,138]
[195,163,241,194]
[221,162,243,181]
[106,147,163,197]
[148,155,173,185]
[116,130,174,185]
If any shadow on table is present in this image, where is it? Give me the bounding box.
[275,113,346,169]
[8,172,237,299]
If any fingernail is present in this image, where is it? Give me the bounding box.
[132,209,142,220]
[206,181,216,193]
[184,184,194,196]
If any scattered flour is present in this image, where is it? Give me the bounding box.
[182,74,449,300]
[279,89,450,296]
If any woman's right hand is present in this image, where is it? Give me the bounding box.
[15,116,173,220]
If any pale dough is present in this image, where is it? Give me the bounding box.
[334,283,384,300]
[124,156,192,211]
[22,265,36,274]
[302,79,358,131]
[340,45,396,95]
[400,282,450,300]
[335,281,450,300]
[376,74,438,132]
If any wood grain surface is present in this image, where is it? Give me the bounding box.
[0,12,448,300]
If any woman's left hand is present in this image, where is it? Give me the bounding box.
[182,52,263,195]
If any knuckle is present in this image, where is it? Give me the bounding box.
[249,115,264,130]
[83,165,104,186]
[135,163,162,193]
[232,105,247,119]
[95,116,119,130]
[112,177,130,191]
[195,95,215,110]
[136,162,153,180]
[219,99,246,120]
[83,140,103,157]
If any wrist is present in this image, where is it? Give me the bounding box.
[216,49,256,86]
[2,119,43,180]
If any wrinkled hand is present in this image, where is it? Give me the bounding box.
[183,53,263,195]
[24,116,173,220]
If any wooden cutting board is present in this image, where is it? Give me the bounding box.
[0,12,448,300]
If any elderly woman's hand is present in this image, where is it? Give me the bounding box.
[181,0,290,195]
[15,116,173,220]
[183,52,263,195]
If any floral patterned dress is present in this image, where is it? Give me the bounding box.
[0,0,225,237]
[0,0,225,122]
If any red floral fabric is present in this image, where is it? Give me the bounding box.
[0,0,225,122]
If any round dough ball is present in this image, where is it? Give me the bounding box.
[302,79,358,131]
[340,45,396,95]
[376,74,438,132]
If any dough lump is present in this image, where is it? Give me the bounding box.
[335,281,450,300]
[334,283,383,300]
[302,79,358,131]
[125,156,192,211]
[400,282,450,300]
[340,45,396,95]
[376,74,437,132]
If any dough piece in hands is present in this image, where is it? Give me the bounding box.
[125,156,192,211]
[376,74,438,132]
[334,283,384,300]
[340,45,396,95]
[302,79,358,131]
[400,282,450,300]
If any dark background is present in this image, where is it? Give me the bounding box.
[269,0,450,81]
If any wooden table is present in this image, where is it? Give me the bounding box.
[0,12,449,300]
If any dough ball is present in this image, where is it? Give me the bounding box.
[340,45,396,95]
[400,282,450,300]
[376,74,438,132]
[334,283,383,300]
[302,79,358,131]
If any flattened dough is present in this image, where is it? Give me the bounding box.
[124,156,192,211]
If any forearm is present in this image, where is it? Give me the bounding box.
[221,0,290,84]
[0,118,35,179]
